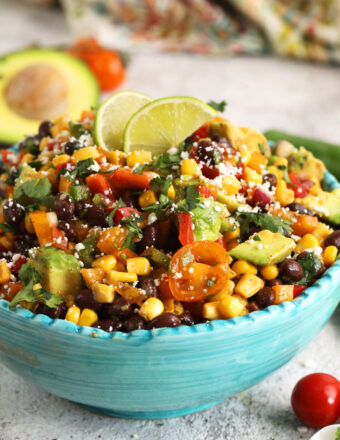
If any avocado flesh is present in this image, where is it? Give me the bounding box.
[229,229,296,266]
[28,247,82,306]
[0,48,99,144]
[297,191,340,225]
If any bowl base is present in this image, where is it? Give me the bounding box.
[74,399,225,419]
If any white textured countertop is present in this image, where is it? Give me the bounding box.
[0,1,339,439]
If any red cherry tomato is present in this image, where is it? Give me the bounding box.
[291,373,340,428]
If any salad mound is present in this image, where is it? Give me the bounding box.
[0,99,339,333]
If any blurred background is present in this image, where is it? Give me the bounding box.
[1,0,340,148]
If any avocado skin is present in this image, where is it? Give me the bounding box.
[229,230,296,266]
[29,247,81,306]
[297,191,340,225]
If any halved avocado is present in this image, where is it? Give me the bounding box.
[0,48,99,144]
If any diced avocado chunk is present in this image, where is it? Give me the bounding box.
[216,191,241,213]
[191,198,226,241]
[77,228,102,267]
[288,147,325,181]
[297,191,340,225]
[28,247,81,306]
[229,230,296,266]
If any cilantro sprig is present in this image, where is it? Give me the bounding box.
[236,212,293,237]
[151,144,184,177]
[207,100,227,112]
[142,177,173,214]
[14,177,53,210]
[179,185,200,213]
[121,213,144,250]
[9,263,63,310]
[292,252,322,285]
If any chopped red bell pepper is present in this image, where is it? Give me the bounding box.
[56,161,73,176]
[51,226,69,250]
[192,124,209,141]
[235,162,245,179]
[113,207,141,225]
[86,173,112,197]
[287,172,311,198]
[190,145,220,179]
[293,285,307,298]
[177,212,194,246]
[110,168,158,190]
[197,184,215,199]
[12,256,27,275]
[215,235,227,250]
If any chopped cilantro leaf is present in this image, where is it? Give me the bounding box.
[133,163,149,175]
[0,222,20,234]
[58,158,97,181]
[14,177,53,210]
[107,198,126,227]
[236,212,292,237]
[253,235,261,241]
[259,143,266,155]
[278,165,298,188]
[28,160,43,171]
[179,185,200,213]
[207,100,227,112]
[293,252,322,285]
[143,177,173,214]
[151,144,184,177]
[120,213,144,250]
[69,121,90,138]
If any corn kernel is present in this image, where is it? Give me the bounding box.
[238,145,251,165]
[231,260,257,276]
[65,305,81,324]
[244,167,262,184]
[209,280,235,301]
[106,270,138,283]
[260,264,279,281]
[181,159,201,177]
[126,257,151,276]
[126,150,152,168]
[81,268,105,288]
[268,165,283,180]
[78,308,98,327]
[222,176,241,195]
[313,223,332,246]
[323,246,338,267]
[248,151,268,174]
[295,233,319,253]
[0,235,13,250]
[163,299,184,315]
[167,184,175,199]
[108,150,126,165]
[52,154,71,168]
[33,283,42,291]
[20,153,35,164]
[72,147,99,163]
[218,294,247,318]
[272,285,294,304]
[139,297,164,321]
[274,157,288,168]
[92,282,115,303]
[332,188,340,197]
[223,226,240,243]
[138,190,157,208]
[203,301,222,320]
[235,274,264,298]
[0,261,11,284]
[92,255,117,271]
[276,179,295,206]
[39,136,50,151]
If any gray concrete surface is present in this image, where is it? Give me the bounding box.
[0,1,339,439]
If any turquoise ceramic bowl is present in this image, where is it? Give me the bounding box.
[0,168,339,419]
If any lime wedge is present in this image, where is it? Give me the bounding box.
[94,91,152,150]
[123,96,217,155]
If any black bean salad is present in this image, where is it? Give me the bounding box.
[0,108,339,333]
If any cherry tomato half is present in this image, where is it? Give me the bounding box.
[168,241,230,302]
[291,373,340,428]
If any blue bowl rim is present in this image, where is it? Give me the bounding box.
[0,147,339,341]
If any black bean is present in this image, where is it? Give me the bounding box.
[296,251,310,261]
[9,167,19,182]
[105,297,132,320]
[92,318,124,332]
[196,140,223,166]
[179,311,197,326]
[147,312,182,329]
[246,302,260,313]
[12,239,28,255]
[36,303,67,319]
[325,230,340,250]
[58,220,77,241]
[138,224,157,252]
[64,140,80,155]
[3,200,25,227]
[75,289,97,310]
[23,232,39,248]
[280,259,304,281]
[120,190,139,209]
[262,173,278,190]
[38,120,52,138]
[267,278,282,287]
[74,201,85,217]
[287,203,313,216]
[124,315,146,332]
[19,135,39,152]
[138,277,158,298]
[316,265,326,278]
[254,287,275,308]
[54,193,75,220]
[85,203,108,227]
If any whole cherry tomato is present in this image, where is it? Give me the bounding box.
[291,373,340,428]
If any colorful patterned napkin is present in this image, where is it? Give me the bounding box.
[62,0,340,63]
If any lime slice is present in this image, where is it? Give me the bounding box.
[94,91,152,150]
[123,96,217,155]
